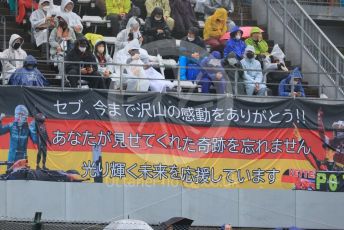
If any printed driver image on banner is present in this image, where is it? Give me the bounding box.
[0,87,343,192]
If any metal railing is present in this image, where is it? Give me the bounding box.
[265,0,344,96]
[1,57,343,99]
[297,0,343,6]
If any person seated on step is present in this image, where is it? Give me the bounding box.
[30,0,60,48]
[278,67,305,97]
[57,0,83,38]
[145,0,175,31]
[240,45,266,96]
[1,34,27,84]
[223,26,246,60]
[64,38,111,89]
[203,8,228,52]
[263,44,289,95]
[144,7,172,44]
[8,55,49,87]
[245,27,269,61]
[49,15,76,79]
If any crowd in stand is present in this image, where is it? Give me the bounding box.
[0,0,306,97]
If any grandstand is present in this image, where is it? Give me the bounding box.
[0,0,343,230]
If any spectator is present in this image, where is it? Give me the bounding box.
[198,51,227,94]
[203,8,228,52]
[104,0,131,36]
[223,52,245,95]
[8,55,49,87]
[146,0,175,31]
[263,44,288,95]
[64,38,110,89]
[1,34,27,83]
[195,0,234,16]
[144,7,172,43]
[240,45,266,96]
[221,224,233,230]
[93,40,119,89]
[132,0,147,19]
[115,17,143,53]
[57,0,83,37]
[114,39,173,92]
[223,26,246,59]
[169,0,198,38]
[179,49,202,81]
[245,27,269,56]
[181,27,206,49]
[49,15,76,78]
[278,67,305,97]
[30,0,59,47]
[16,0,38,24]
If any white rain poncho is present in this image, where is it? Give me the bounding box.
[114,39,173,92]
[263,44,287,71]
[57,0,83,33]
[115,17,143,55]
[30,0,60,47]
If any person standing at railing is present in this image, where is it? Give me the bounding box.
[278,67,305,97]
[0,34,27,83]
[57,0,83,38]
[240,45,266,96]
[203,8,228,52]
[30,0,60,48]
[8,55,49,87]
[64,37,110,89]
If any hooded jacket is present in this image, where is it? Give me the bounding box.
[245,27,269,55]
[49,15,76,56]
[57,0,83,32]
[105,0,131,15]
[170,0,198,36]
[198,51,224,80]
[203,8,228,40]
[116,17,143,52]
[93,40,115,76]
[263,44,286,71]
[223,26,246,59]
[1,34,27,81]
[146,0,171,17]
[0,105,37,163]
[278,67,305,97]
[144,7,171,39]
[65,38,98,74]
[240,45,264,84]
[8,55,49,87]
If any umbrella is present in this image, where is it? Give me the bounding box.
[104,219,153,230]
[160,217,194,230]
[220,26,264,41]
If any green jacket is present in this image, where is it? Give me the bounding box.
[105,0,131,15]
[245,38,269,55]
[146,0,171,17]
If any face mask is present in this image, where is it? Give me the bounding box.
[235,35,241,40]
[97,47,105,54]
[227,58,237,66]
[188,36,195,42]
[132,53,140,60]
[79,46,86,53]
[246,52,255,59]
[42,6,49,11]
[154,16,162,21]
[293,79,299,84]
[26,65,35,70]
[13,42,21,50]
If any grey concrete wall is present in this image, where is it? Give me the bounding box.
[0,181,344,229]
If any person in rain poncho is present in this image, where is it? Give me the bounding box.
[240,45,266,96]
[93,40,120,89]
[49,15,76,78]
[278,67,305,97]
[0,105,37,169]
[1,34,27,83]
[8,55,49,87]
[203,8,228,51]
[115,17,144,54]
[223,26,246,60]
[57,0,83,36]
[114,39,173,92]
[30,0,60,47]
